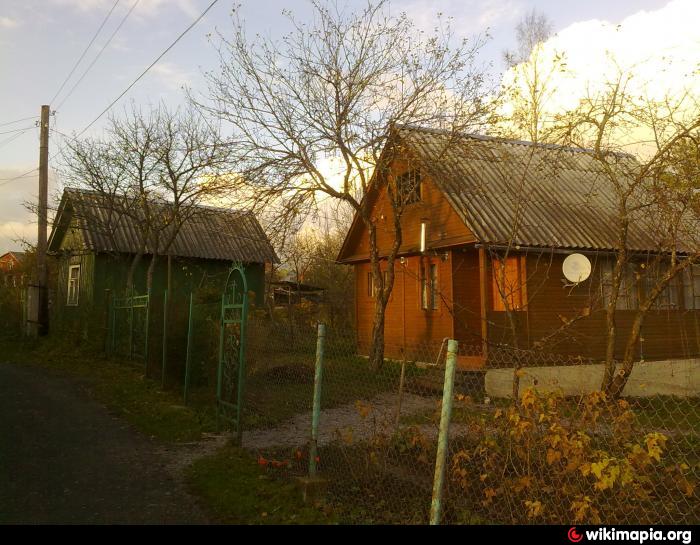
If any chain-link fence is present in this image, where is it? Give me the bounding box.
[101,288,699,525]
[239,320,700,525]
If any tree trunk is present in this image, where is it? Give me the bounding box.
[369,298,388,371]
[606,313,644,399]
[601,306,617,392]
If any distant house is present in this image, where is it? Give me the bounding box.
[48,188,278,326]
[0,251,27,288]
[337,125,700,370]
[271,280,326,306]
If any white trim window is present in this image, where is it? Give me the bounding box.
[67,264,81,306]
[683,264,700,310]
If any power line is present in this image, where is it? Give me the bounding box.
[0,116,38,128]
[0,125,36,136]
[77,0,220,138]
[0,168,38,187]
[50,0,122,106]
[56,0,140,112]
[0,127,35,152]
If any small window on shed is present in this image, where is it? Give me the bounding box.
[67,264,81,306]
[395,169,421,205]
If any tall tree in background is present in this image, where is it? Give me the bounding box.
[502,9,553,68]
[499,8,560,143]
[196,0,490,370]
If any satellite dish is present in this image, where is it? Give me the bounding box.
[562,253,592,283]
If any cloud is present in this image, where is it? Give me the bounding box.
[399,0,522,35]
[0,16,20,28]
[150,61,192,90]
[49,0,200,19]
[0,221,35,251]
[499,0,700,144]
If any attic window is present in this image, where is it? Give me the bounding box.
[396,169,421,205]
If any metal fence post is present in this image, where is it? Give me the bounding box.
[309,322,326,477]
[144,289,151,374]
[161,289,168,388]
[183,292,194,405]
[429,338,458,525]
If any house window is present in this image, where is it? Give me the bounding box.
[492,255,526,311]
[396,169,421,205]
[601,261,639,310]
[67,264,81,306]
[683,264,700,310]
[420,262,438,310]
[647,271,681,310]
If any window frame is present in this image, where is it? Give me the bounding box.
[395,169,422,206]
[600,260,639,311]
[491,254,527,312]
[420,260,439,311]
[683,264,700,310]
[67,264,81,306]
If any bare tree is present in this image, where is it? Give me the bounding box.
[552,74,700,398]
[497,9,562,143]
[61,103,232,293]
[502,8,554,68]
[195,0,490,369]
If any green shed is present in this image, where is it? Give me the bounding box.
[47,188,278,338]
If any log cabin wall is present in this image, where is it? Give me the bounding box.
[485,251,700,364]
[339,158,475,262]
[354,254,455,363]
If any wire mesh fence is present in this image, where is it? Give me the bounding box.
[239,320,700,525]
[101,288,699,525]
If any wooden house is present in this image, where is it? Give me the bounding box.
[48,188,278,332]
[0,251,27,288]
[337,126,700,370]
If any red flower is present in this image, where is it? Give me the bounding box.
[258,456,268,467]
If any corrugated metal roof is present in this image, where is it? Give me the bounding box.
[396,125,698,253]
[49,188,279,264]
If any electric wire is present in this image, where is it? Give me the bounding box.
[49,0,122,106]
[76,0,219,138]
[55,0,140,111]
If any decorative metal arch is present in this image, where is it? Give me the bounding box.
[217,263,249,444]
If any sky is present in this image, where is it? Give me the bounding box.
[0,0,687,254]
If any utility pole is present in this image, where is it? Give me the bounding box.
[38,105,49,335]
[29,106,50,337]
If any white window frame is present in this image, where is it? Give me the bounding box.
[67,264,81,306]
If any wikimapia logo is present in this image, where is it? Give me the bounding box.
[567,527,693,544]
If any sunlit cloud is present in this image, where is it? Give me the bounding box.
[498,0,700,146]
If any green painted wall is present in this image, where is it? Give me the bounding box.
[51,251,266,339]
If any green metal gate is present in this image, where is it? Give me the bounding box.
[110,291,150,370]
[217,264,249,444]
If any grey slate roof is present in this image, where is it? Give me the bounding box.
[49,188,278,264]
[396,125,698,253]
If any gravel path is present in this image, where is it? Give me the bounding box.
[0,361,211,524]
[242,391,442,450]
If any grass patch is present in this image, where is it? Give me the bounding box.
[0,335,217,443]
[185,445,335,524]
